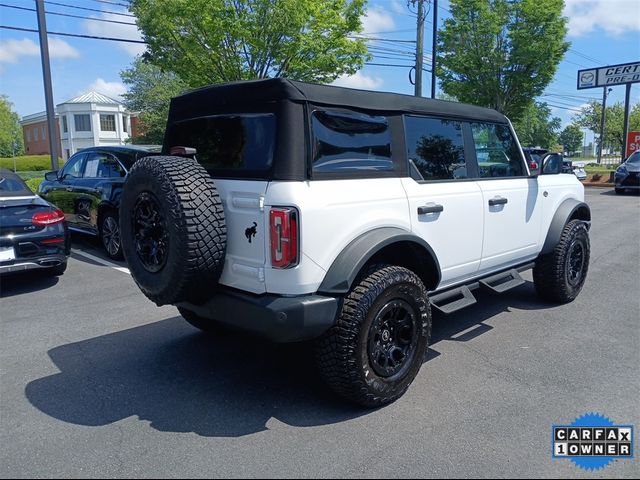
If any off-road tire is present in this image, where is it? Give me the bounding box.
[533,220,590,303]
[178,307,227,334]
[99,210,123,260]
[120,156,226,306]
[315,265,431,408]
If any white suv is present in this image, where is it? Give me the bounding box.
[119,79,591,407]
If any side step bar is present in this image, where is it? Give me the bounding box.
[430,263,534,314]
[479,269,525,294]
[430,285,477,314]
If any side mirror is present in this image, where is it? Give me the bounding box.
[45,170,59,181]
[542,154,563,175]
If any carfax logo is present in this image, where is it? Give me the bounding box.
[553,413,634,471]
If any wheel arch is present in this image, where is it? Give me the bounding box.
[540,198,591,255]
[317,227,441,294]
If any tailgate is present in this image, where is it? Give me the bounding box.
[214,179,269,294]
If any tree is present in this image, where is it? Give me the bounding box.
[558,124,583,155]
[130,0,369,88]
[436,0,568,121]
[0,96,24,157]
[120,57,188,145]
[573,101,640,154]
[512,101,560,149]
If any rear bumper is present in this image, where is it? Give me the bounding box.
[0,254,67,274]
[177,288,340,343]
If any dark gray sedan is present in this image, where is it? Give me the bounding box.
[614,151,640,194]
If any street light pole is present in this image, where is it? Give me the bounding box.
[414,0,425,97]
[597,87,612,165]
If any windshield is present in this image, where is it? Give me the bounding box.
[627,151,640,164]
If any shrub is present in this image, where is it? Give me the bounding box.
[25,177,44,192]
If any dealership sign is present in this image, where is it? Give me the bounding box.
[627,131,640,158]
[577,61,640,90]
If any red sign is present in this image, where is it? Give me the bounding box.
[627,131,640,158]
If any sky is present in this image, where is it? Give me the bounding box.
[1,0,639,146]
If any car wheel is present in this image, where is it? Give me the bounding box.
[46,261,67,276]
[533,220,590,303]
[615,187,625,195]
[100,211,123,260]
[119,156,227,306]
[315,265,431,408]
[178,307,227,334]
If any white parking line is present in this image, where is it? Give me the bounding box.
[72,249,131,275]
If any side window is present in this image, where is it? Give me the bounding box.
[60,154,85,179]
[311,110,393,174]
[83,153,125,178]
[404,115,466,181]
[471,123,525,178]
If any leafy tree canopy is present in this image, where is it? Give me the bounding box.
[120,57,188,145]
[130,0,370,87]
[437,0,568,121]
[512,101,561,149]
[558,124,583,154]
[0,96,24,157]
[573,101,640,152]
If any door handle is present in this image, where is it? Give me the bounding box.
[418,203,444,215]
[489,196,508,206]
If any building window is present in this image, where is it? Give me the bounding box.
[100,114,116,132]
[34,128,38,141]
[42,126,46,140]
[62,116,68,133]
[74,114,91,132]
[122,116,128,133]
[65,149,70,159]
[26,129,31,142]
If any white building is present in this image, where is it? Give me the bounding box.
[21,91,135,160]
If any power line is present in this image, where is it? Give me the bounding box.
[43,0,135,18]
[350,35,416,44]
[0,24,145,43]
[0,3,137,26]
[365,62,413,68]
[88,0,131,7]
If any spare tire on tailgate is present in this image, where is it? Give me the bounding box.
[119,156,226,306]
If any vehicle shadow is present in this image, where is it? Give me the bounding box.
[599,189,640,196]
[25,282,552,437]
[0,270,59,298]
[70,235,128,268]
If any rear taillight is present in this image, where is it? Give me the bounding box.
[32,209,65,227]
[270,207,299,269]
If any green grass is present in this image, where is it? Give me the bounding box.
[0,155,64,172]
[15,171,46,193]
[585,164,618,174]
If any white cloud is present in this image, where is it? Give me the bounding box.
[390,0,407,15]
[84,10,146,56]
[564,0,640,37]
[81,78,128,100]
[362,5,396,35]
[0,38,79,63]
[332,71,384,90]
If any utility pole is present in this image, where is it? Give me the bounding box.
[36,0,60,170]
[431,0,438,99]
[413,0,425,97]
[622,83,632,160]
[597,87,611,164]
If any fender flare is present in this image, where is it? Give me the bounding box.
[317,227,441,295]
[541,198,591,255]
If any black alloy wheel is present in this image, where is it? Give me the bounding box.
[101,213,122,259]
[133,192,169,273]
[368,299,419,379]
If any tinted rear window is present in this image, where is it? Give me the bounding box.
[0,172,32,197]
[311,110,393,174]
[165,114,276,176]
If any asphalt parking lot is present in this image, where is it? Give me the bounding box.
[1,187,638,478]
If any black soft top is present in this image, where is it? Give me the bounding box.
[168,78,508,124]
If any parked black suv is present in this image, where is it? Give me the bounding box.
[39,146,160,259]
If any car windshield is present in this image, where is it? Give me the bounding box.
[627,152,640,164]
[0,171,33,197]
